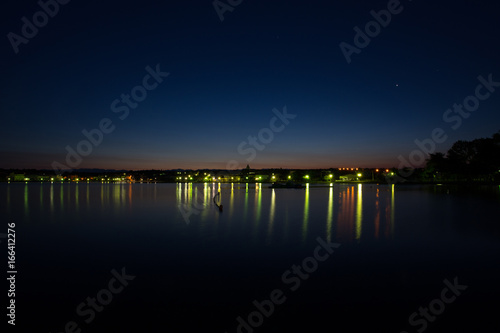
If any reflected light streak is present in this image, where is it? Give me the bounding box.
[244,183,249,222]
[194,184,198,206]
[229,183,234,221]
[256,182,262,222]
[337,186,355,242]
[199,185,211,223]
[50,183,54,214]
[326,186,333,242]
[24,183,29,217]
[302,183,310,242]
[374,188,380,239]
[177,182,182,207]
[355,184,362,241]
[204,182,209,204]
[390,184,395,237]
[267,189,276,243]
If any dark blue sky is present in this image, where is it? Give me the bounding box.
[1,0,499,170]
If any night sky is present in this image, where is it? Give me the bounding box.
[1,0,499,170]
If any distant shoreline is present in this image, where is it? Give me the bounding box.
[2,180,499,186]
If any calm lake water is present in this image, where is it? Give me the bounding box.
[2,182,500,332]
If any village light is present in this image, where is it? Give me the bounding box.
[357,173,362,177]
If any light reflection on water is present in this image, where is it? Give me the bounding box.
[356,183,362,240]
[7,182,395,244]
[175,182,397,244]
[4,182,500,333]
[267,188,275,244]
[326,185,333,242]
[302,183,309,242]
[4,182,500,244]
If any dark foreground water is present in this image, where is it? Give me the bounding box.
[2,182,500,332]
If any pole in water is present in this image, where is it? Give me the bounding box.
[214,191,223,212]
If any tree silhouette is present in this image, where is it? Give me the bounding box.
[424,131,500,182]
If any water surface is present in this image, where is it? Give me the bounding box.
[2,182,499,332]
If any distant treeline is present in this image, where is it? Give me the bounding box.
[421,131,500,182]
